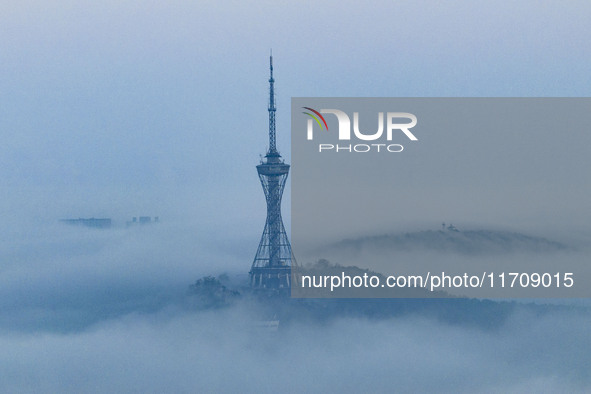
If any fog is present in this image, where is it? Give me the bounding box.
[1,223,591,392]
[0,220,250,332]
[1,295,590,393]
[2,1,591,392]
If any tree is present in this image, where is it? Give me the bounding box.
[189,276,239,309]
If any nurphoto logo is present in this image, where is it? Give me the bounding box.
[302,107,418,153]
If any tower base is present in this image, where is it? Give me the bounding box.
[250,266,291,289]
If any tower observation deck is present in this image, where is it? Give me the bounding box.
[250,55,293,290]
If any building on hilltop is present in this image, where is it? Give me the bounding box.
[60,218,112,229]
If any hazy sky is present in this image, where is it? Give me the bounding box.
[1,2,591,392]
[1,0,590,303]
[1,0,590,238]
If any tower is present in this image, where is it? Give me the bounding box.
[250,55,293,289]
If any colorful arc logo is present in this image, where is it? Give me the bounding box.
[302,107,329,131]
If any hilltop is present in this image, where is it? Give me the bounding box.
[324,227,568,255]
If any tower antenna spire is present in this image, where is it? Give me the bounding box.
[267,51,277,155]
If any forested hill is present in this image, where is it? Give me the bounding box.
[326,229,568,255]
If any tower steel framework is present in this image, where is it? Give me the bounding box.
[250,55,293,289]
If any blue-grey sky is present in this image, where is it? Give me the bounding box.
[1,0,590,303]
[2,2,591,392]
[1,1,590,237]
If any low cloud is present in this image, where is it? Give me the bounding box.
[1,302,590,393]
[1,223,590,393]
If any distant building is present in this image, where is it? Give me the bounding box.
[60,218,112,229]
[126,216,159,227]
[447,223,460,232]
